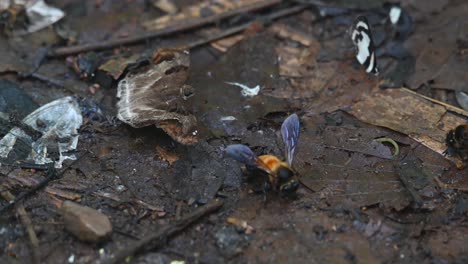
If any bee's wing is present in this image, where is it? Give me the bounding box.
[224,144,272,173]
[281,113,300,166]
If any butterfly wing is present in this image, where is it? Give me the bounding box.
[281,114,300,166]
[351,16,379,75]
[224,144,272,173]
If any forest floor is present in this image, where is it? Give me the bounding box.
[0,1,467,263]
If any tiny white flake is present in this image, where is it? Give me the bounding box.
[192,130,198,136]
[225,82,260,97]
[68,254,75,263]
[220,116,236,121]
[389,7,402,25]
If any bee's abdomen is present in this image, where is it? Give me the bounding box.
[258,155,282,171]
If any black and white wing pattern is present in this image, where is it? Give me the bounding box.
[281,114,300,166]
[351,16,379,75]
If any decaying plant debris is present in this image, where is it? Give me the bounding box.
[0,1,467,263]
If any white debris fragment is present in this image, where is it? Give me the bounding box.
[5,0,65,35]
[68,254,75,263]
[0,96,83,168]
[455,91,468,111]
[25,0,65,33]
[220,116,237,121]
[225,82,260,97]
[389,6,402,25]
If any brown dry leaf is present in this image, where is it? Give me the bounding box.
[45,187,81,201]
[133,199,164,212]
[426,227,468,262]
[317,126,394,159]
[276,44,315,77]
[5,169,40,189]
[210,33,245,52]
[405,2,468,92]
[226,217,255,234]
[268,23,320,48]
[270,59,378,115]
[155,145,179,165]
[348,88,468,161]
[295,120,411,210]
[300,164,410,210]
[0,36,28,73]
[159,119,198,145]
[116,48,198,145]
[405,0,450,20]
[448,175,468,191]
[152,0,178,14]
[269,32,377,108]
[143,0,278,31]
[202,22,264,52]
[98,54,140,80]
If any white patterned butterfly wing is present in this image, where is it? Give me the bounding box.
[351,16,379,75]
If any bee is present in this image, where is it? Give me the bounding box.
[224,113,300,195]
[0,4,28,33]
[445,124,468,160]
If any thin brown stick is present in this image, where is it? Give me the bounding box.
[182,4,308,50]
[0,190,40,264]
[48,0,282,57]
[0,152,88,213]
[401,87,468,117]
[102,200,223,264]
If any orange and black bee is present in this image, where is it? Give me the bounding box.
[224,114,300,195]
[445,124,468,160]
[0,4,28,33]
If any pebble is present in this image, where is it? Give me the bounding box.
[62,201,112,242]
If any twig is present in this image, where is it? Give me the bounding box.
[183,4,308,50]
[102,200,223,264]
[18,72,65,88]
[48,0,283,57]
[401,87,468,117]
[0,152,88,213]
[0,190,40,264]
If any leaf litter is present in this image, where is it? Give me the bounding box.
[0,1,467,264]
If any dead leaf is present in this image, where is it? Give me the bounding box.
[269,23,320,48]
[98,54,140,80]
[348,88,468,163]
[152,0,178,14]
[227,217,255,234]
[155,145,179,165]
[405,2,468,92]
[45,187,81,200]
[116,48,198,145]
[143,0,280,31]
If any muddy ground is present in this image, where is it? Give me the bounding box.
[0,1,467,264]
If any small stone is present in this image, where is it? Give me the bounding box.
[62,201,112,242]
